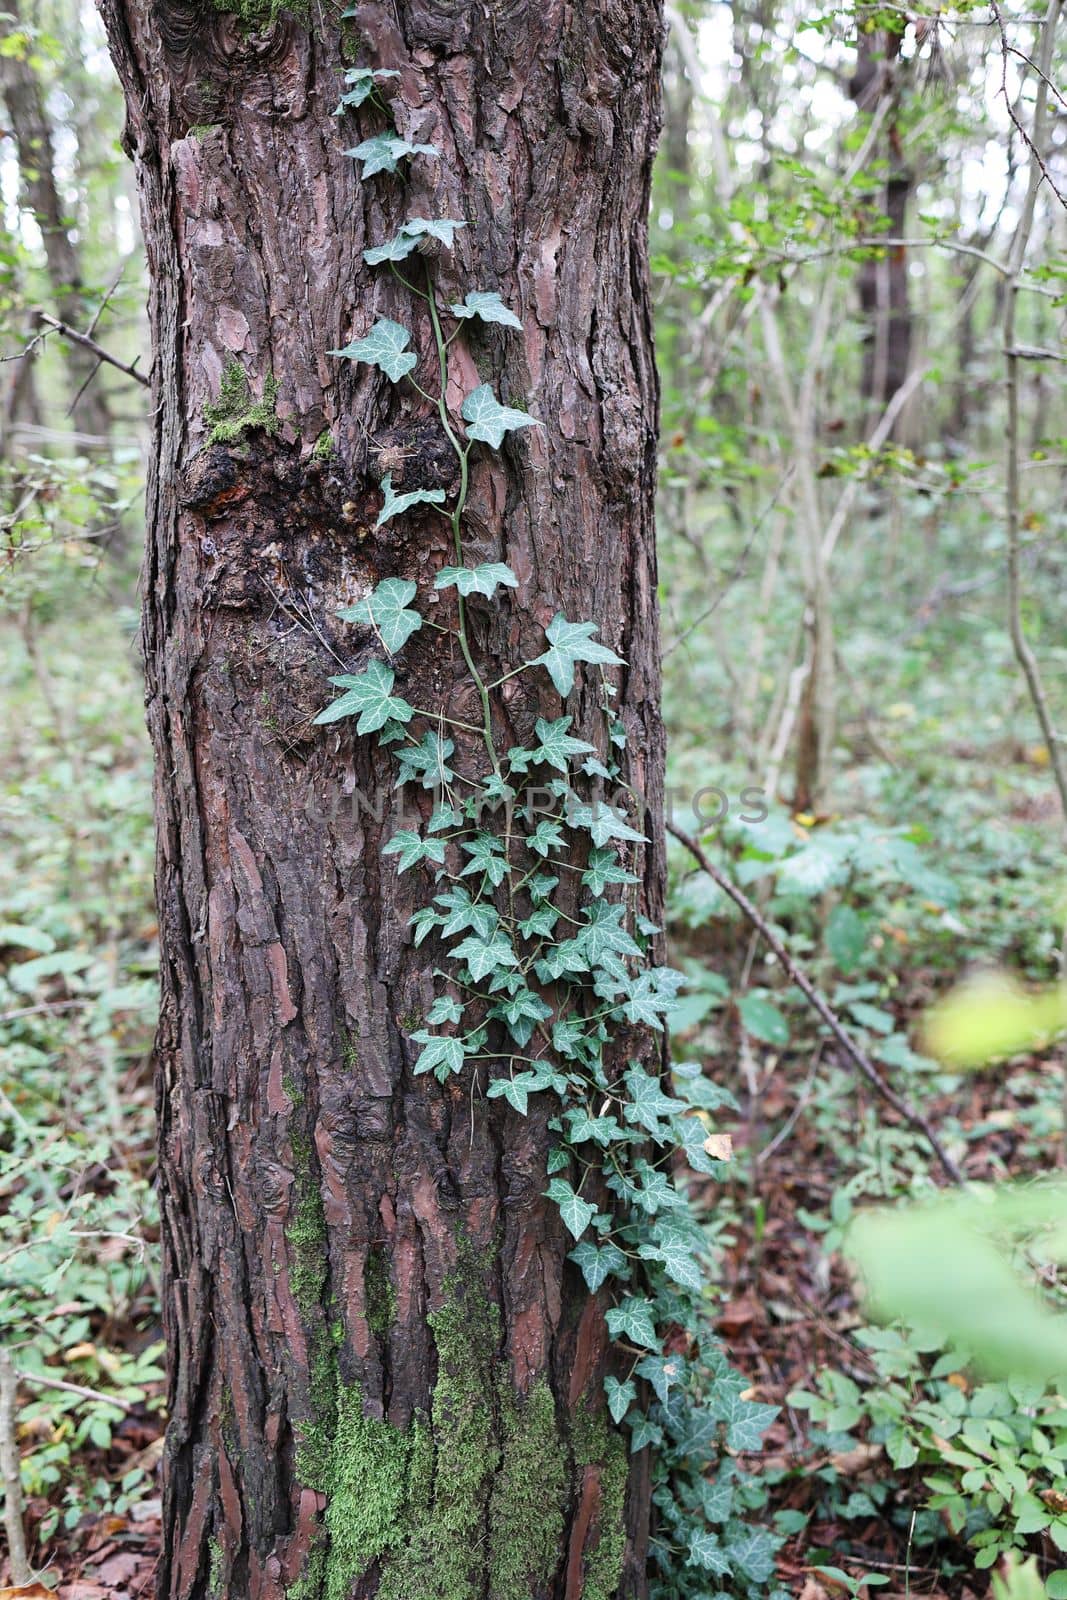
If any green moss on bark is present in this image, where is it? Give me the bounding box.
[377,1260,500,1600]
[204,360,280,445]
[364,1248,396,1340]
[208,0,308,32]
[571,1404,629,1600]
[289,1246,587,1600]
[488,1378,568,1600]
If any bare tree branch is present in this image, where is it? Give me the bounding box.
[665,819,964,1184]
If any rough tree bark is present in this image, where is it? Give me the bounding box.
[98,3,664,1598]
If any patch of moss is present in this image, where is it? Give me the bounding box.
[208,0,308,32]
[312,429,335,461]
[286,1122,327,1318]
[488,1378,569,1600]
[286,1532,326,1600]
[321,1384,429,1600]
[364,1248,396,1341]
[377,1262,501,1600]
[207,1534,224,1595]
[188,123,221,139]
[204,360,280,446]
[293,1379,429,1600]
[571,1403,629,1600]
[291,1241,578,1600]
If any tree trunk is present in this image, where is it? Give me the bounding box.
[98,4,664,1598]
[0,8,113,446]
[849,23,913,433]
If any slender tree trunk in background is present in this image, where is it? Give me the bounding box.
[0,7,113,446]
[849,23,913,434]
[99,2,664,1596]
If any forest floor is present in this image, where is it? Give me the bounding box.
[2,591,1064,1598]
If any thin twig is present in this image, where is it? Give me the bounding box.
[15,1368,139,1411]
[33,311,150,388]
[666,820,964,1184]
[1003,0,1067,829]
[991,0,1067,212]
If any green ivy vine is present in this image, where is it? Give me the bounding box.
[316,49,785,1600]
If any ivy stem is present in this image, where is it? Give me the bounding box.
[423,259,500,777]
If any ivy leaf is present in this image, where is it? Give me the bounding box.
[725,1528,780,1586]
[338,576,422,653]
[527,872,559,902]
[525,715,596,774]
[404,215,466,247]
[718,1389,779,1452]
[563,1107,623,1147]
[381,829,446,872]
[529,819,565,858]
[434,885,498,940]
[491,987,552,1042]
[626,1164,686,1216]
[518,905,559,940]
[364,217,467,265]
[345,132,439,178]
[582,847,639,897]
[449,290,523,330]
[459,834,509,887]
[434,563,519,599]
[638,1239,703,1292]
[545,1178,598,1240]
[564,794,647,848]
[569,1240,628,1293]
[605,1296,659,1351]
[451,932,519,982]
[461,383,541,449]
[427,995,463,1025]
[673,1062,739,1114]
[314,660,415,733]
[686,1531,730,1575]
[615,971,678,1031]
[552,1017,587,1058]
[635,1354,685,1406]
[428,802,462,833]
[394,730,456,790]
[622,1065,686,1133]
[672,1115,731,1176]
[410,1031,466,1080]
[409,906,441,947]
[629,1412,663,1452]
[362,232,422,265]
[531,614,624,697]
[578,900,642,966]
[333,66,400,114]
[604,1376,636,1423]
[486,1076,527,1113]
[330,317,417,381]
[373,473,447,528]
